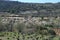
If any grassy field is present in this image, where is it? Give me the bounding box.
[0,32,59,40]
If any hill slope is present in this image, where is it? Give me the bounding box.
[0,1,60,16]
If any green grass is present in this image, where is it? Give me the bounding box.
[0,32,59,40]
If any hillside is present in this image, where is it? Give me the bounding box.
[0,1,60,16]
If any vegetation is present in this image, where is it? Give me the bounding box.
[0,1,60,16]
[0,17,59,40]
[0,1,60,40]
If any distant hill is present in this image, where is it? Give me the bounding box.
[0,1,60,16]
